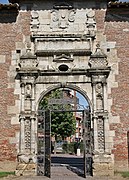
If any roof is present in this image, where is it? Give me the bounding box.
[0,3,18,9]
[108,1,129,8]
[9,0,19,3]
[8,0,129,8]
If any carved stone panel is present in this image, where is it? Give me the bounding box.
[50,2,76,30]
[24,119,31,153]
[89,45,108,68]
[97,117,105,153]
[19,50,38,70]
[95,83,103,111]
[86,10,96,37]
[31,11,40,31]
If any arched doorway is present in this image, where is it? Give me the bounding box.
[37,87,93,178]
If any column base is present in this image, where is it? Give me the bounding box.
[93,153,114,176]
[15,154,37,176]
[16,163,36,176]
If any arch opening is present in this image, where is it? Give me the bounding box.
[37,87,93,177]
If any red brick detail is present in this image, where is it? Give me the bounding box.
[0,11,31,162]
[104,10,129,166]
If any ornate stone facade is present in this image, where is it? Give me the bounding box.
[0,0,129,177]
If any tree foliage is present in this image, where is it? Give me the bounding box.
[39,89,76,140]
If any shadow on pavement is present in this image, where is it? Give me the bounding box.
[51,155,84,177]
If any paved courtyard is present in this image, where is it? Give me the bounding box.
[1,166,128,180]
[1,154,128,180]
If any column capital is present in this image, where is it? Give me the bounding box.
[19,114,25,121]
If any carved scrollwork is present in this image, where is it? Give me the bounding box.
[50,2,76,29]
[68,9,76,22]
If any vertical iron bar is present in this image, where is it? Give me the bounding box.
[44,109,51,178]
[83,110,86,178]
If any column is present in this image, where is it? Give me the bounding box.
[31,84,35,112]
[93,117,99,152]
[21,83,25,112]
[31,117,36,154]
[19,116,25,153]
[92,83,96,112]
[97,116,105,153]
[103,82,107,111]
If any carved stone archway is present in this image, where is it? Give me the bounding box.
[15,1,112,177]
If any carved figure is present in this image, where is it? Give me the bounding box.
[96,83,103,111]
[26,84,32,98]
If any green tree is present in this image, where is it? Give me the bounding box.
[39,89,76,141]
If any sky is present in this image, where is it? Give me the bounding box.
[76,92,88,109]
[1,0,129,3]
[0,0,8,3]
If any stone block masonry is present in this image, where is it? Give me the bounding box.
[1,0,129,176]
[0,6,31,171]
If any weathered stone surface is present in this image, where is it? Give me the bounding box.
[1,0,129,177]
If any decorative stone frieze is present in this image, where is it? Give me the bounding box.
[34,35,91,56]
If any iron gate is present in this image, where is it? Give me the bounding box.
[83,110,93,177]
[37,108,93,178]
[37,109,51,178]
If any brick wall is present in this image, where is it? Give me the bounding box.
[105,9,129,170]
[0,8,31,171]
[1,2,129,172]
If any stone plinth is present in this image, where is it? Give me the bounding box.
[93,153,114,176]
[16,163,36,176]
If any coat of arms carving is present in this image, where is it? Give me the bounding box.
[50,2,76,29]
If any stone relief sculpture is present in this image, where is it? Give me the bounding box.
[31,11,40,31]
[89,44,108,68]
[50,2,76,29]
[86,10,96,37]
[97,117,105,152]
[96,83,103,111]
[24,119,31,152]
[18,48,38,70]
[25,84,32,99]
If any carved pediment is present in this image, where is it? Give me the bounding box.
[53,54,74,62]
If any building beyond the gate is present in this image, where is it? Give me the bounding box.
[1,0,129,176]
